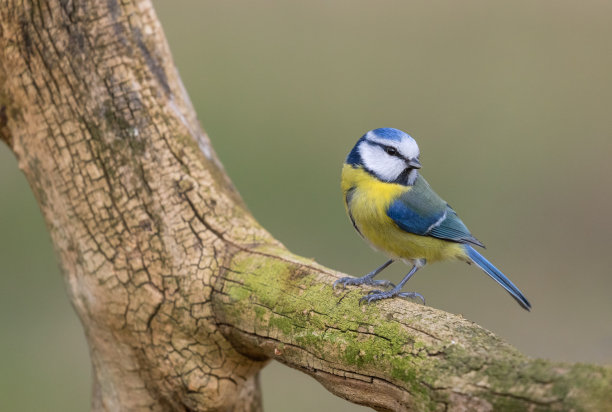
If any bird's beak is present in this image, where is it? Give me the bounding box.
[407,158,421,169]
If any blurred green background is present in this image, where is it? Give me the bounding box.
[2,1,612,410]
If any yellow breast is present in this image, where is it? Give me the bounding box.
[341,164,466,263]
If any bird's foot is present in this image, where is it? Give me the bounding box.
[333,275,394,290]
[359,287,425,305]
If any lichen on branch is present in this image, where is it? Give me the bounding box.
[214,246,612,411]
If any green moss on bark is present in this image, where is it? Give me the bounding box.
[215,245,612,411]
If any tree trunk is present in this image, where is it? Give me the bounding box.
[0,1,610,411]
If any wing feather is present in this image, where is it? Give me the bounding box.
[387,175,484,247]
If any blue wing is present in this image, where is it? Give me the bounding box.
[387,174,484,247]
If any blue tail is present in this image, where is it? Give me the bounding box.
[465,245,531,311]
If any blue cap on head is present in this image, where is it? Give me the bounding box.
[347,127,416,166]
[368,128,410,142]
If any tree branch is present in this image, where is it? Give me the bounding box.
[215,246,612,411]
[0,1,609,411]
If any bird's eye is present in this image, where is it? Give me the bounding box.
[384,146,398,156]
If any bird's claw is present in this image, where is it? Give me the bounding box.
[398,291,426,304]
[333,276,394,290]
[359,289,425,305]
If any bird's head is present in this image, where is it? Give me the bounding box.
[346,128,422,185]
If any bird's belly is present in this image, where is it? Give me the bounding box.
[349,192,465,263]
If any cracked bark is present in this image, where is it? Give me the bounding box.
[0,1,610,411]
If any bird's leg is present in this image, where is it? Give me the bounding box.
[333,259,395,290]
[360,260,426,304]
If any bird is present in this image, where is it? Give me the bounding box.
[334,127,531,311]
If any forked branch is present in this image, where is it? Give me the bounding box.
[0,1,609,411]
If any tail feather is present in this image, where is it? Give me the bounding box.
[465,245,531,311]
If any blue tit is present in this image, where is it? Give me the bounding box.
[334,127,531,311]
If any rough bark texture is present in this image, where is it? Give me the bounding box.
[0,1,610,411]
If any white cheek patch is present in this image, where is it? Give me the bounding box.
[359,143,406,181]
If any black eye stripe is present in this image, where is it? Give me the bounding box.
[383,145,399,157]
[367,141,404,158]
